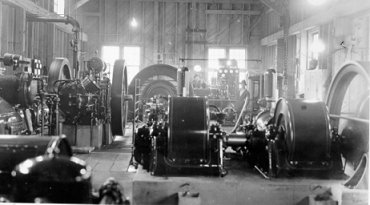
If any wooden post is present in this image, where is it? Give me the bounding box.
[153,1,159,62]
[0,0,2,55]
[14,7,26,55]
[46,24,55,67]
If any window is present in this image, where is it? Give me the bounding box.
[207,47,246,84]
[102,46,120,79]
[208,48,226,69]
[229,48,246,69]
[123,46,141,84]
[54,0,65,15]
[307,29,324,70]
[208,48,226,84]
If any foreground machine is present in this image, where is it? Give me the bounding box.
[133,96,338,177]
[132,61,368,188]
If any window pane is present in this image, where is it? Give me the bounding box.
[54,0,65,15]
[101,46,120,79]
[127,66,140,85]
[208,48,226,69]
[123,46,140,66]
[229,48,246,69]
[123,46,141,84]
[207,71,218,86]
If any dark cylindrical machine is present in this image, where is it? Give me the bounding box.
[147,96,223,176]
[12,156,91,203]
[167,97,210,165]
[273,98,331,170]
[0,135,72,194]
[0,73,37,107]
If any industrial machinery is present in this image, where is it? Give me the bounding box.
[128,64,178,121]
[0,54,130,202]
[133,96,225,176]
[0,134,128,204]
[132,61,368,187]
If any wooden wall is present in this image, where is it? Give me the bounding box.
[260,0,370,100]
[0,0,74,68]
[76,0,264,77]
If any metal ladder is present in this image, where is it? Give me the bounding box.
[127,78,141,172]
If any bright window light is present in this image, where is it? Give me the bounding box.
[123,46,141,84]
[229,48,246,69]
[309,32,324,60]
[311,38,325,54]
[208,48,226,69]
[130,18,138,28]
[102,46,120,79]
[54,0,65,15]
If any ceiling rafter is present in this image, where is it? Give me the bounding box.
[74,0,91,9]
[258,0,283,15]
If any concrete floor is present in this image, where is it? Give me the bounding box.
[75,125,135,201]
[74,123,348,205]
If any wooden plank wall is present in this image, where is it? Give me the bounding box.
[0,0,74,68]
[77,0,263,75]
[260,0,370,99]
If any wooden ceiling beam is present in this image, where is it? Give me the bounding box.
[206,9,261,15]
[125,0,261,4]
[258,0,283,15]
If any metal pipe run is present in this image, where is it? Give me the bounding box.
[223,133,247,147]
[329,114,369,124]
[27,15,80,79]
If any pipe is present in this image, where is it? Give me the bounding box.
[223,133,247,147]
[230,95,249,133]
[27,15,80,79]
[329,114,369,124]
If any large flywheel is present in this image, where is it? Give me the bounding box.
[47,58,73,93]
[110,60,129,136]
[326,61,369,189]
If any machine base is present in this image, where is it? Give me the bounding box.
[63,124,104,148]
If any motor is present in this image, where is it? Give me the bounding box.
[134,96,225,176]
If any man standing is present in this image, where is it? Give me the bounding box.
[236,80,250,123]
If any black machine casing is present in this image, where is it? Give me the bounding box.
[0,135,72,194]
[272,99,332,172]
[168,97,209,165]
[150,97,222,175]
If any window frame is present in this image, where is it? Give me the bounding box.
[307,28,320,70]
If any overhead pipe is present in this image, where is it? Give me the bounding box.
[27,15,81,79]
